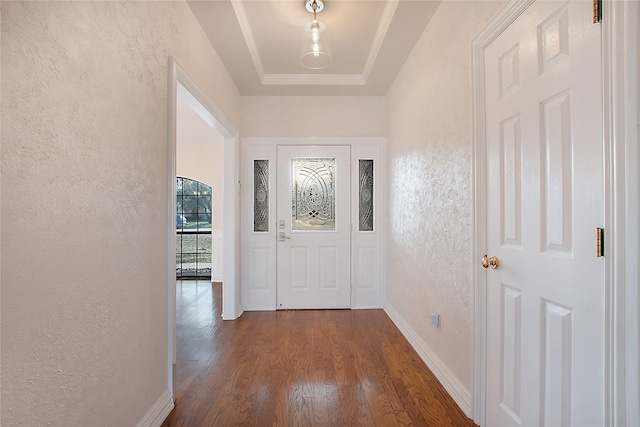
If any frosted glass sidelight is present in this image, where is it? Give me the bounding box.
[291,158,336,231]
[254,160,269,232]
[359,159,374,231]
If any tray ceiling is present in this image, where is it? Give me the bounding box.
[187,0,441,96]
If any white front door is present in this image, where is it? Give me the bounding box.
[484,1,604,426]
[276,145,351,309]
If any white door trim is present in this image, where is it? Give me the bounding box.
[471,0,632,424]
[602,1,639,424]
[167,57,240,398]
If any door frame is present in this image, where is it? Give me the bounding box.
[471,0,639,425]
[601,1,639,424]
[240,137,385,311]
[167,57,241,398]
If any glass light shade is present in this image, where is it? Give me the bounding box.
[300,20,332,70]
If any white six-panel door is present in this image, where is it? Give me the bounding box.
[484,1,604,425]
[276,145,351,309]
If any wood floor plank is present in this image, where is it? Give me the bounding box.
[162,281,477,427]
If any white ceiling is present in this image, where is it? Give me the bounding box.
[187,0,442,96]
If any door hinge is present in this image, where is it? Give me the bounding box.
[593,0,602,23]
[596,227,604,257]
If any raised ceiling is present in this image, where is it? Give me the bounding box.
[187,0,441,96]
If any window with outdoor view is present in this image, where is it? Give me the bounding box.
[176,177,212,279]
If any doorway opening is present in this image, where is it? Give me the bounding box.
[168,57,240,400]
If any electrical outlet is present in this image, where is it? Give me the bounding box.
[430,312,440,327]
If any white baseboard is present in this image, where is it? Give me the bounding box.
[136,388,174,427]
[212,229,223,282]
[384,303,472,417]
[223,307,244,320]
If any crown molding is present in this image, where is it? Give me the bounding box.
[362,0,399,82]
[261,73,365,86]
[230,0,265,78]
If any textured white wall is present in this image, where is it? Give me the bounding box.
[1,2,239,426]
[241,96,386,137]
[385,0,502,391]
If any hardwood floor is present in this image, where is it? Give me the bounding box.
[162,281,476,427]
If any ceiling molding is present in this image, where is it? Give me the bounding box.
[231,0,398,87]
[362,0,399,82]
[230,0,265,78]
[262,73,366,86]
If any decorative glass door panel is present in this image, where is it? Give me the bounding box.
[291,158,336,231]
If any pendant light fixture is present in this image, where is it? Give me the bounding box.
[300,0,332,70]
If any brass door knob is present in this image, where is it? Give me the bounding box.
[482,255,499,269]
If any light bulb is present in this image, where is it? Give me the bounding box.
[311,21,320,43]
